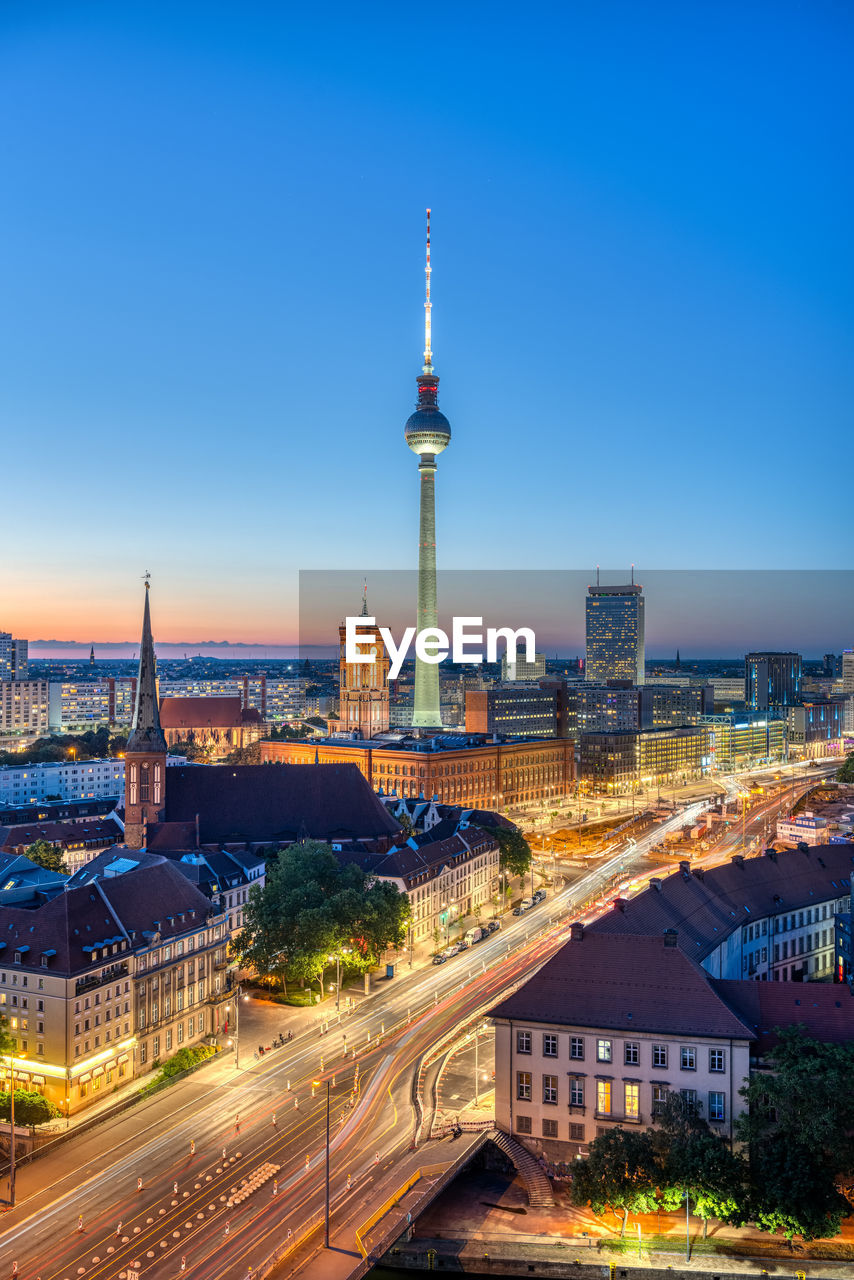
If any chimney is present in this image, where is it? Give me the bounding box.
[693,867,704,881]
[649,877,663,892]
[570,921,584,942]
[663,928,678,948]
[679,860,691,877]
[612,897,628,913]
[764,847,777,862]
[195,813,200,849]
[731,854,744,867]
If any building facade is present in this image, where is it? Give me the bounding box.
[745,653,802,711]
[786,700,844,757]
[0,634,28,682]
[159,696,263,758]
[0,860,231,1116]
[585,582,645,686]
[579,725,708,790]
[502,652,547,682]
[48,678,137,731]
[261,734,575,809]
[465,687,558,738]
[0,681,49,737]
[337,600,390,738]
[0,758,125,807]
[701,713,786,771]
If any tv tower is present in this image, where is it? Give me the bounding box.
[405,209,451,730]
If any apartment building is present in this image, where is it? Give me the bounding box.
[0,758,126,806]
[0,681,49,737]
[0,860,231,1116]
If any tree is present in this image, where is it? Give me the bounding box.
[748,1133,847,1242]
[570,1126,659,1236]
[490,825,532,881]
[223,742,261,766]
[653,1093,748,1235]
[0,1015,14,1056]
[24,839,67,874]
[233,841,409,994]
[0,1090,61,1127]
[167,737,211,763]
[836,752,854,783]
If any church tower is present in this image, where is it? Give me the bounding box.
[337,583,390,738]
[123,577,167,848]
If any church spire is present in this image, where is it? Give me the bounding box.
[127,575,167,754]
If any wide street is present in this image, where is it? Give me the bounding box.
[0,761,836,1280]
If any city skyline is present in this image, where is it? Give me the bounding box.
[2,3,852,641]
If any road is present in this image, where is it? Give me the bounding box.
[0,759,838,1280]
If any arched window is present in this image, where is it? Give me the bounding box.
[140,762,150,803]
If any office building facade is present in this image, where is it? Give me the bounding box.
[465,687,558,738]
[0,634,28,683]
[745,652,802,711]
[585,583,645,685]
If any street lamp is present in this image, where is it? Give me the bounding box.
[313,1077,332,1248]
[6,1050,25,1206]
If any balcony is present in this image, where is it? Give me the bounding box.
[595,1110,643,1125]
[76,961,129,997]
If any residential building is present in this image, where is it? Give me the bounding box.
[0,817,123,874]
[591,844,853,982]
[585,580,645,686]
[48,678,137,731]
[0,634,28,682]
[159,697,263,758]
[261,734,575,810]
[338,820,499,948]
[0,681,49,737]
[490,927,753,1156]
[0,859,231,1116]
[465,686,558,738]
[745,653,802,711]
[501,652,546,682]
[843,650,854,695]
[0,758,126,807]
[775,811,829,847]
[0,797,120,827]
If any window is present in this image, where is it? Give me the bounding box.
[596,1080,611,1115]
[624,1042,639,1066]
[596,1039,612,1063]
[569,1122,585,1141]
[542,1074,558,1104]
[624,1083,639,1118]
[680,1088,698,1113]
[543,1033,558,1058]
[652,1084,668,1116]
[709,1091,726,1122]
[516,1115,532,1134]
[570,1078,584,1107]
[516,1030,532,1055]
[709,1048,725,1073]
[652,1043,668,1069]
[542,1118,558,1138]
[570,1036,584,1060]
[517,1071,532,1101]
[680,1046,696,1071]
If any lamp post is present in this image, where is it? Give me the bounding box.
[314,1077,332,1248]
[7,1051,24,1207]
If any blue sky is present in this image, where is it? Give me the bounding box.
[2,2,852,645]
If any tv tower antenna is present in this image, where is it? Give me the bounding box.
[423,208,432,372]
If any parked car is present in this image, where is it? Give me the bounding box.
[432,954,447,965]
[512,906,524,916]
[487,919,501,933]
[456,939,469,951]
[465,927,483,945]
[520,897,534,910]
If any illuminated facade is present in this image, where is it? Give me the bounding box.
[745,652,802,711]
[337,592,389,738]
[585,580,645,685]
[701,713,786,771]
[579,725,708,790]
[0,680,49,737]
[261,735,575,809]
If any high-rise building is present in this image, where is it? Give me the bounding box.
[465,686,558,738]
[843,650,854,694]
[745,652,802,711]
[501,651,546,682]
[337,587,389,738]
[405,211,451,730]
[585,576,645,685]
[0,680,49,737]
[0,633,28,682]
[124,580,168,849]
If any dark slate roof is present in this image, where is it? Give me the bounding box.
[335,825,497,888]
[713,979,854,1054]
[590,844,854,963]
[490,931,755,1040]
[0,860,215,975]
[163,763,400,845]
[0,818,122,851]
[146,821,197,851]
[437,805,516,831]
[0,798,120,825]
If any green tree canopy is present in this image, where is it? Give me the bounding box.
[570,1126,659,1236]
[836,752,854,783]
[653,1093,748,1232]
[24,839,67,874]
[0,1090,61,1127]
[233,841,410,993]
[489,824,532,880]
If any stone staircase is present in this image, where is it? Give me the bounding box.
[489,1129,555,1208]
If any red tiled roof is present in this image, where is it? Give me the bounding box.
[160,696,248,729]
[489,931,755,1039]
[712,979,854,1054]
